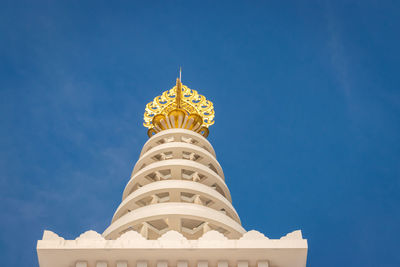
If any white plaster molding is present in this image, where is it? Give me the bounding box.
[158,230,187,241]
[280,230,303,240]
[237,230,271,248]
[42,230,64,241]
[239,230,269,240]
[199,230,228,241]
[39,229,306,249]
[40,230,65,246]
[116,230,147,241]
[157,230,190,247]
[197,230,229,248]
[76,230,105,241]
[75,230,105,247]
[37,229,307,267]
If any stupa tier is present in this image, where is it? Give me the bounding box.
[103,128,244,240]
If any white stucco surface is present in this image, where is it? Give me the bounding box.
[37,230,307,267]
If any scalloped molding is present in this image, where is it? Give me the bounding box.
[75,230,105,243]
[240,230,269,240]
[280,230,303,240]
[42,230,64,241]
[198,230,228,241]
[117,230,147,241]
[158,230,187,241]
[39,229,305,249]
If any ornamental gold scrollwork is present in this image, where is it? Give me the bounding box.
[143,83,215,130]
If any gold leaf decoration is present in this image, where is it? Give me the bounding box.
[143,84,215,129]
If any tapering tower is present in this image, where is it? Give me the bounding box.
[103,78,244,240]
[37,76,308,267]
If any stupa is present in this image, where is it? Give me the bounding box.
[37,76,308,267]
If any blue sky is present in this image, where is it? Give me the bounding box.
[1,0,399,266]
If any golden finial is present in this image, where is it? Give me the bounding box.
[176,67,182,108]
[143,73,214,138]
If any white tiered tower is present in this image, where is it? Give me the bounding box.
[37,78,308,267]
[103,128,245,240]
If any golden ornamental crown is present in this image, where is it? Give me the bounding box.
[143,78,215,138]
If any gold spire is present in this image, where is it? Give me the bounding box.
[143,76,215,138]
[176,77,182,109]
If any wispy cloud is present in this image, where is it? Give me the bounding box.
[325,2,354,105]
